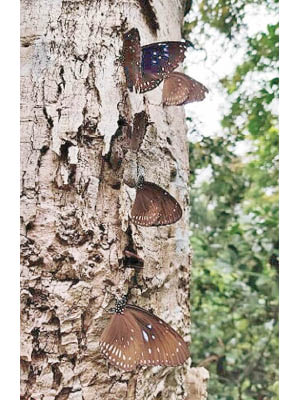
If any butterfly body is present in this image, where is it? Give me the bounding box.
[100,297,189,371]
[131,180,182,226]
[162,72,208,106]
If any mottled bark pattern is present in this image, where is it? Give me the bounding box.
[20,0,202,399]
[185,367,209,400]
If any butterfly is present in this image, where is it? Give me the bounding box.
[131,177,182,226]
[140,41,190,93]
[122,28,190,93]
[162,72,209,106]
[122,28,142,92]
[99,296,190,371]
[129,111,149,152]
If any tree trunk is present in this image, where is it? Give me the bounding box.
[20,1,205,399]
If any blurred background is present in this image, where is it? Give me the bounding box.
[183,1,279,399]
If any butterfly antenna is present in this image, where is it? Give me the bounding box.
[184,39,194,48]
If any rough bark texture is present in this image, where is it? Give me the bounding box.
[185,368,209,400]
[20,0,207,399]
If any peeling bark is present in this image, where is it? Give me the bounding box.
[20,0,206,399]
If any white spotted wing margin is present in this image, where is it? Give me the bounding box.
[99,304,190,371]
[127,304,190,367]
[99,307,144,372]
[131,181,182,226]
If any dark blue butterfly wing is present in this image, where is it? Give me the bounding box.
[141,42,188,75]
[139,41,189,93]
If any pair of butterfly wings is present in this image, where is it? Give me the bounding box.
[131,181,182,226]
[99,304,189,371]
[163,72,209,106]
[123,28,189,93]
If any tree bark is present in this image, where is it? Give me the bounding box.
[20,1,205,399]
[185,367,209,400]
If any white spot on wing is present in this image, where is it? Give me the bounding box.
[142,330,149,342]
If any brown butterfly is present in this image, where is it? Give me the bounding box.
[122,28,142,92]
[162,72,208,106]
[99,296,190,371]
[130,111,149,152]
[131,178,182,226]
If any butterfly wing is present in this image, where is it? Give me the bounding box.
[182,74,208,105]
[140,42,189,93]
[130,111,148,152]
[122,28,142,92]
[162,72,190,106]
[163,72,208,106]
[99,309,144,371]
[131,182,162,226]
[139,71,164,93]
[127,304,190,367]
[131,181,182,226]
[156,184,182,226]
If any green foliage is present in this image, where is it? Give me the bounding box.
[186,1,278,399]
[198,0,277,38]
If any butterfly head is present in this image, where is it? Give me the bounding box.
[137,174,145,189]
[184,39,194,49]
[112,295,128,314]
[123,28,140,43]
